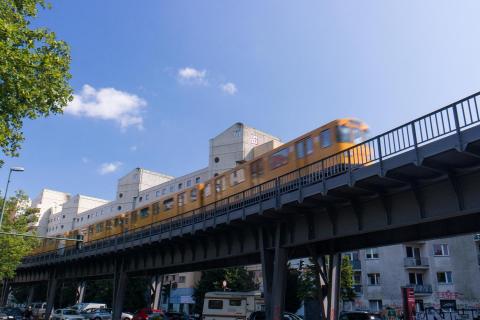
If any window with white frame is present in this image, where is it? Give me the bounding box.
[433,244,449,256]
[367,273,380,285]
[437,271,453,284]
[369,300,383,312]
[365,248,379,259]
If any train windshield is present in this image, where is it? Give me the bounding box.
[337,126,368,144]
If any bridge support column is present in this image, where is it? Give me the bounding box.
[150,275,162,309]
[327,253,341,320]
[0,279,10,306]
[76,281,86,304]
[260,223,288,320]
[45,269,58,320]
[112,258,127,320]
[26,286,35,306]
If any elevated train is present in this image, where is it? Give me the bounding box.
[30,118,369,255]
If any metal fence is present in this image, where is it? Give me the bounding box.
[23,91,480,264]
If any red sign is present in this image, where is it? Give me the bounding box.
[402,287,416,320]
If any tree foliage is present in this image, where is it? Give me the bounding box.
[0,0,72,162]
[340,256,356,301]
[0,190,39,280]
[285,268,302,313]
[193,267,257,314]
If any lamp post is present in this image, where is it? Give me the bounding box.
[0,167,25,229]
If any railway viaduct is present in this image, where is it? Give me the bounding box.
[4,92,480,320]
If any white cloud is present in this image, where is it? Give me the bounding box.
[81,157,90,164]
[220,82,238,95]
[65,84,147,130]
[98,162,122,175]
[177,67,207,85]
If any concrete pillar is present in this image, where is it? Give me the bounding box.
[259,227,274,320]
[0,279,10,306]
[26,286,35,307]
[150,275,162,310]
[327,253,341,320]
[76,281,86,304]
[260,223,288,320]
[112,258,128,320]
[45,270,58,320]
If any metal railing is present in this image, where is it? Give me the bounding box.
[406,284,433,294]
[22,91,480,265]
[404,257,429,268]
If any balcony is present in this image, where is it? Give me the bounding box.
[406,284,433,296]
[404,257,429,269]
[350,259,361,270]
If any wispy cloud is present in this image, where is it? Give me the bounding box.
[177,67,207,85]
[98,161,122,175]
[130,145,137,152]
[65,84,147,130]
[81,157,90,164]
[220,82,238,95]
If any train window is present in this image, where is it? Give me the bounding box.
[88,226,94,234]
[190,189,198,201]
[337,126,351,142]
[95,223,104,233]
[114,218,120,226]
[270,147,289,169]
[205,183,211,197]
[140,207,149,218]
[230,168,245,186]
[152,202,160,215]
[164,198,174,210]
[178,193,185,207]
[320,129,332,147]
[106,220,112,230]
[215,177,226,192]
[306,137,314,154]
[295,137,313,159]
[131,211,138,223]
[250,159,264,178]
[208,300,223,310]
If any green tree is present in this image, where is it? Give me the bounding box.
[0,190,39,280]
[0,0,72,163]
[193,267,256,314]
[285,268,302,313]
[340,256,356,302]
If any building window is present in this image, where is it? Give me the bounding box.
[440,300,457,312]
[320,129,331,148]
[156,190,160,197]
[437,271,453,284]
[187,180,191,187]
[119,193,123,198]
[162,188,166,195]
[433,244,449,256]
[145,194,149,200]
[416,300,425,312]
[365,248,379,259]
[139,196,143,202]
[367,273,380,285]
[269,147,289,169]
[409,273,424,285]
[62,215,65,219]
[214,157,220,163]
[169,185,174,192]
[178,276,186,283]
[353,271,361,285]
[178,183,183,190]
[117,206,122,211]
[195,177,201,183]
[369,300,383,312]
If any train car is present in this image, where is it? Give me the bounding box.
[29,118,369,254]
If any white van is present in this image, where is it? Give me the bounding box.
[70,303,107,312]
[31,302,47,319]
[202,291,264,320]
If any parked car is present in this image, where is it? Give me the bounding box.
[163,312,188,320]
[102,308,132,320]
[339,311,383,320]
[248,311,302,320]
[79,309,112,320]
[0,307,23,320]
[132,309,163,320]
[50,309,84,320]
[70,305,107,313]
[0,313,10,320]
[31,302,47,320]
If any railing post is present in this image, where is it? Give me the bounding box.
[321,160,326,195]
[411,122,420,165]
[453,104,463,150]
[376,137,383,176]
[347,150,353,186]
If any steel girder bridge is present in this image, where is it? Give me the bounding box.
[5,92,480,320]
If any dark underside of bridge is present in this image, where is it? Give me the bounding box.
[13,125,480,283]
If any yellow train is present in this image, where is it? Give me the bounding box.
[31,118,369,255]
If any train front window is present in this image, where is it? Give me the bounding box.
[337,126,351,142]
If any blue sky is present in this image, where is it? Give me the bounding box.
[2,0,480,201]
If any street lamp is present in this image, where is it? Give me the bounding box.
[0,167,25,229]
